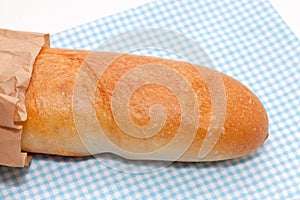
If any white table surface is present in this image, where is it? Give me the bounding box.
[0,0,299,40]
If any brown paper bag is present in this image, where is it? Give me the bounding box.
[0,29,50,167]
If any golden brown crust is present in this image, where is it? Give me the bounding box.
[204,74,269,160]
[21,48,268,161]
[22,48,90,156]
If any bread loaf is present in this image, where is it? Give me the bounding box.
[21,48,268,161]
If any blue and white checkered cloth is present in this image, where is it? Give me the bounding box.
[1,0,299,199]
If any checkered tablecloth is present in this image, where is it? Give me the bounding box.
[1,0,299,199]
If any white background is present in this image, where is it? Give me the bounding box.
[0,0,299,39]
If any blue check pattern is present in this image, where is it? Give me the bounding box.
[1,0,299,199]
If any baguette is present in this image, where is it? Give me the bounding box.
[21,48,268,162]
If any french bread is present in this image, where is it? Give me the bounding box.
[21,48,268,162]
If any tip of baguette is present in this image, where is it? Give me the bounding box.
[199,73,269,161]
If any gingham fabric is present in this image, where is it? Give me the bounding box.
[1,0,300,199]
